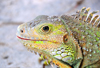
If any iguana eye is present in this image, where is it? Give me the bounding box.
[38,24,53,34]
[42,26,49,32]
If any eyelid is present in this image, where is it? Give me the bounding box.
[39,25,52,35]
[36,23,53,35]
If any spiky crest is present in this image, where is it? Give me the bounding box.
[72,7,100,27]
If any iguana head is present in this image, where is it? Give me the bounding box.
[16,15,82,67]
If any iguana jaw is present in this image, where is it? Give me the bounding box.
[17,35,73,68]
[17,35,71,66]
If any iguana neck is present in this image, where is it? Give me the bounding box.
[61,15,100,67]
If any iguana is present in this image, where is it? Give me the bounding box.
[16,7,100,68]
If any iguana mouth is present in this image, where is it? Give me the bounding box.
[17,36,47,41]
[17,36,60,44]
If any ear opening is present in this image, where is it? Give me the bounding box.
[63,34,68,43]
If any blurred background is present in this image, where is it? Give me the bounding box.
[0,0,100,68]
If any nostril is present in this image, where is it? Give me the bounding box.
[20,29,23,33]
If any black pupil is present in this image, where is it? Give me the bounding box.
[43,26,49,31]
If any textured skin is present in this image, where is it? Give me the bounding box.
[16,7,100,68]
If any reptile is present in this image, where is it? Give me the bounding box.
[16,7,100,68]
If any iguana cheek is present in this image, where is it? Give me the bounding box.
[24,41,61,50]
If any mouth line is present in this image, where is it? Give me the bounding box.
[17,36,47,41]
[17,36,60,44]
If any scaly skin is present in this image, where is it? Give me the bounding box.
[16,7,100,68]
